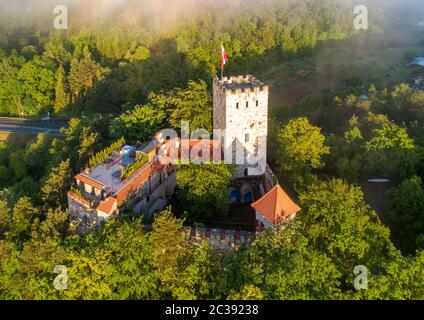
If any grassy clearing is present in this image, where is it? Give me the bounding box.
[261,32,424,107]
[0,132,34,144]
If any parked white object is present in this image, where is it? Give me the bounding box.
[368,179,390,183]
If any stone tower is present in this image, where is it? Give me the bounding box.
[213,75,268,178]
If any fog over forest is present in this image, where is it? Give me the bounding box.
[0,0,422,36]
[1,0,424,302]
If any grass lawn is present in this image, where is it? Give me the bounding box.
[261,31,424,108]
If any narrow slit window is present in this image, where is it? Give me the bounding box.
[236,102,239,109]
[246,101,249,108]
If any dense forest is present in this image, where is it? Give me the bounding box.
[0,0,423,300]
[0,0,357,117]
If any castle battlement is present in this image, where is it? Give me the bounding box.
[214,75,268,95]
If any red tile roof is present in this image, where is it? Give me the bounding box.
[186,139,222,161]
[159,139,223,163]
[76,174,105,191]
[115,160,164,204]
[74,138,223,210]
[97,197,117,215]
[251,185,301,225]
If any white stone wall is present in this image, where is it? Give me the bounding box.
[213,76,268,178]
[255,211,273,229]
[84,183,93,194]
[255,211,296,230]
[94,188,102,197]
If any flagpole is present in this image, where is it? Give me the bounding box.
[220,44,227,80]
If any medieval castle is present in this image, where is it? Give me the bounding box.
[67,75,301,242]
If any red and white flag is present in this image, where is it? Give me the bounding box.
[221,44,228,67]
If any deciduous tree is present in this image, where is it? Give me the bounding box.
[277,117,330,187]
[54,65,69,114]
[388,176,424,254]
[176,163,233,220]
[109,104,166,144]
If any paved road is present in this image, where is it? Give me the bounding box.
[0,118,67,137]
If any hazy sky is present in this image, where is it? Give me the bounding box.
[0,0,263,28]
[0,0,423,28]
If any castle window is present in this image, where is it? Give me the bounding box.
[246,101,249,108]
[256,100,259,107]
[232,139,237,163]
[236,102,239,109]
[245,133,250,142]
[255,138,259,155]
